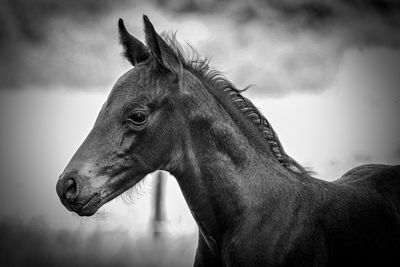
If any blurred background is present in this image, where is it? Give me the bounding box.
[0,0,400,266]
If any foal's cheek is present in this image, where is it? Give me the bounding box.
[118,130,138,153]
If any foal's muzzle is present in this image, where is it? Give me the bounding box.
[56,172,101,216]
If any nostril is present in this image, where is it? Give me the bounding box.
[63,178,78,202]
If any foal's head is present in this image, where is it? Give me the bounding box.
[56,16,215,216]
[56,15,307,216]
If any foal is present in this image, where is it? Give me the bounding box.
[57,16,400,266]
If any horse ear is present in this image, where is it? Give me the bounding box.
[118,18,149,66]
[142,15,183,83]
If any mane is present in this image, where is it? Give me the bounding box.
[161,33,311,175]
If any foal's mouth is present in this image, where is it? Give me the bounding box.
[72,173,145,216]
[76,193,101,216]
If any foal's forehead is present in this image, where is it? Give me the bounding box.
[113,66,152,93]
[108,64,158,103]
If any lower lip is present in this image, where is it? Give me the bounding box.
[75,175,144,216]
[77,194,101,216]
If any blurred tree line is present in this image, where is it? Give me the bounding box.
[0,0,398,89]
[0,0,253,49]
[0,0,128,45]
[2,0,398,48]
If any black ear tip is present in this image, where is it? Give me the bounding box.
[118,19,129,36]
[143,15,152,27]
[118,18,125,28]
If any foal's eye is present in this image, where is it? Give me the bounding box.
[127,112,148,127]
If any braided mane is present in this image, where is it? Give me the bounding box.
[162,33,310,175]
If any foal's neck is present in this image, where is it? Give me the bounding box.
[169,103,301,250]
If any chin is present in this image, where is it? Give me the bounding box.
[75,193,102,216]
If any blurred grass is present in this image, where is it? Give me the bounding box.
[0,216,196,267]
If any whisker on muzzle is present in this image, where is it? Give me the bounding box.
[118,175,151,205]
